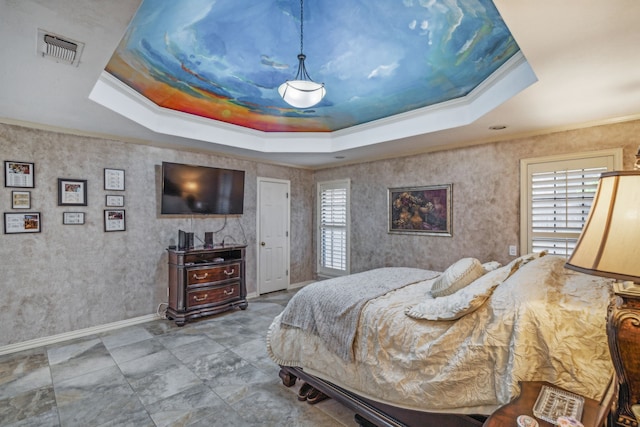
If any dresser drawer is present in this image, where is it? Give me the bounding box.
[187,263,240,286]
[186,284,239,308]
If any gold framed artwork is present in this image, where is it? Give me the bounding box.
[388,184,452,236]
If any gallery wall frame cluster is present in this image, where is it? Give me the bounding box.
[103,168,126,232]
[4,161,39,233]
[3,161,127,233]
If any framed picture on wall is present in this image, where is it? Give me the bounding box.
[388,184,452,236]
[4,212,41,234]
[63,212,85,225]
[4,161,34,188]
[105,195,124,207]
[58,178,87,206]
[11,191,31,209]
[104,209,125,232]
[104,168,125,191]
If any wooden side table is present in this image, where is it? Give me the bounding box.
[483,381,614,427]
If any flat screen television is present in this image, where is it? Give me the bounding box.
[161,162,245,215]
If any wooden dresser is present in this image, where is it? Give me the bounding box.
[167,245,248,326]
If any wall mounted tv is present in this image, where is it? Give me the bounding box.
[161,162,245,215]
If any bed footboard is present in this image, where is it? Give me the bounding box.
[278,366,486,427]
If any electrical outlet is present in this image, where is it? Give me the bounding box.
[509,245,517,256]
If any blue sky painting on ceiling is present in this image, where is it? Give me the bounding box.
[106,0,520,132]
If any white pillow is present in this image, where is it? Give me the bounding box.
[406,265,509,321]
[430,257,485,298]
[502,251,548,279]
[482,261,502,272]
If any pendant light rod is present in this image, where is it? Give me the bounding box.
[299,0,304,55]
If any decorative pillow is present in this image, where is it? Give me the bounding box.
[517,250,547,265]
[503,251,548,279]
[406,265,510,321]
[430,257,485,298]
[482,261,502,272]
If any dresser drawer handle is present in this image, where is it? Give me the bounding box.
[223,288,235,295]
[193,294,208,302]
[192,272,209,280]
[223,269,235,276]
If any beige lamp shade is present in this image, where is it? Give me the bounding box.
[565,171,640,283]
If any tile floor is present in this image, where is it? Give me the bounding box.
[0,290,358,426]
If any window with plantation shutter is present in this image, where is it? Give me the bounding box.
[520,149,622,258]
[317,179,350,277]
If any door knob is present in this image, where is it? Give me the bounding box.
[261,242,266,246]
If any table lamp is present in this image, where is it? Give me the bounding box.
[565,170,640,427]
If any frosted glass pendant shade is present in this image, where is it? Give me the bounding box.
[278,80,326,108]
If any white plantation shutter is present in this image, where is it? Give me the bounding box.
[317,179,350,276]
[521,149,621,258]
[530,167,605,256]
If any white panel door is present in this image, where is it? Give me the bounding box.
[257,178,290,294]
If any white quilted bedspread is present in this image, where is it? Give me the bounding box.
[267,255,614,414]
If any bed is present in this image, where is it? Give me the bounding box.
[266,254,615,427]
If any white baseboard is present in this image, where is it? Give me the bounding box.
[289,280,315,289]
[1,283,319,356]
[0,313,160,356]
[1,280,320,356]
[250,280,314,298]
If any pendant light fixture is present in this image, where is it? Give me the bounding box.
[278,0,326,108]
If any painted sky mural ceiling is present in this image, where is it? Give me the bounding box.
[105,0,520,133]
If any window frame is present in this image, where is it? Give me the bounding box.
[316,178,351,277]
[520,148,622,257]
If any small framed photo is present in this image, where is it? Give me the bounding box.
[4,212,41,234]
[104,209,125,232]
[5,161,34,188]
[104,168,125,191]
[105,195,124,207]
[63,212,85,225]
[58,178,87,206]
[12,191,31,209]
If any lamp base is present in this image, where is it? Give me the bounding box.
[614,281,640,297]
[608,281,640,427]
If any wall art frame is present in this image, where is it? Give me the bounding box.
[4,212,41,234]
[388,184,452,236]
[11,191,31,209]
[63,212,85,225]
[104,209,125,232]
[104,168,125,191]
[4,161,34,188]
[105,195,124,207]
[58,178,87,206]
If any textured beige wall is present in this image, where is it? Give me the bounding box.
[1,119,638,346]
[0,123,314,346]
[314,120,640,273]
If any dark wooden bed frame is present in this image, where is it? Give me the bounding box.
[279,366,487,427]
